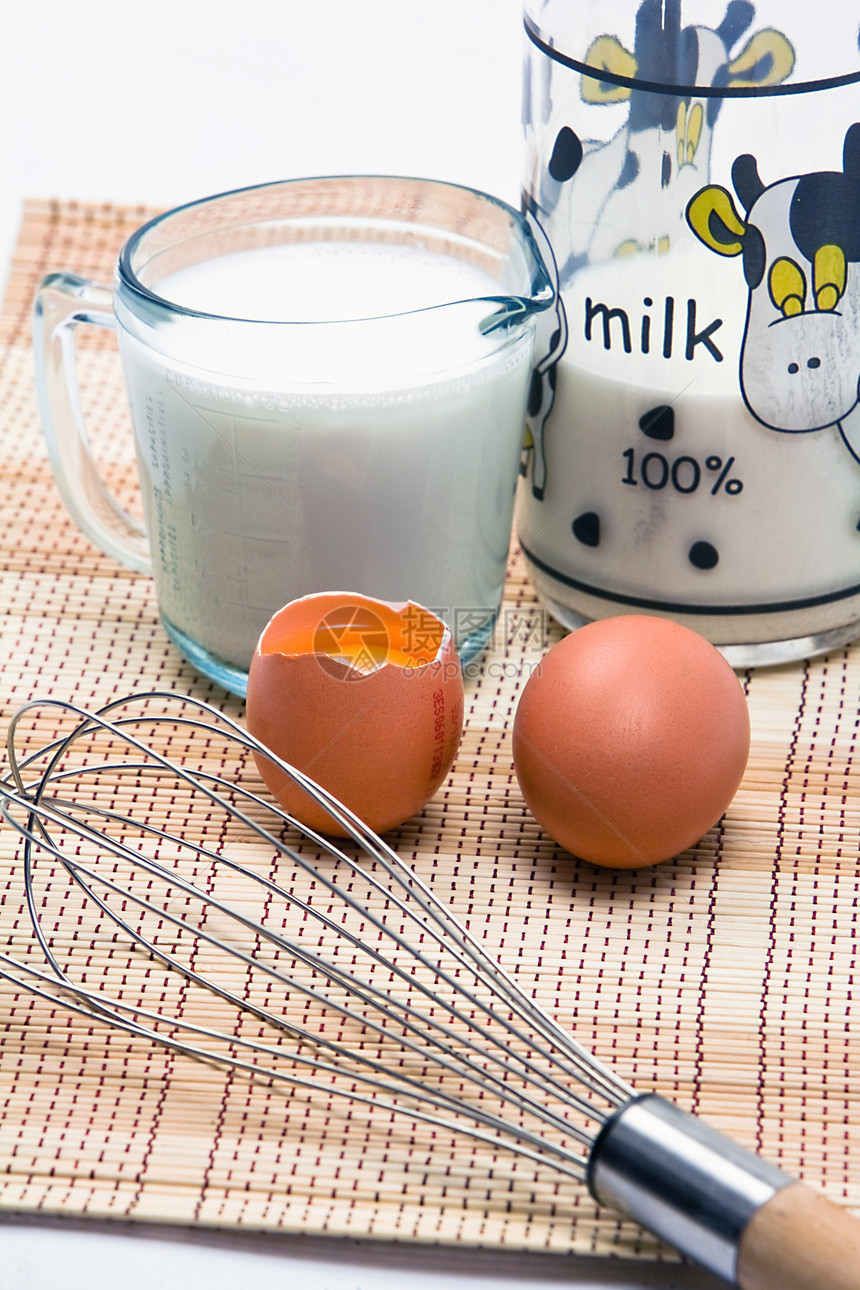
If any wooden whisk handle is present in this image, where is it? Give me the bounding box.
[737,1181,860,1290]
[589,1094,860,1288]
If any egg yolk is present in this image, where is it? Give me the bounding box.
[257,597,445,672]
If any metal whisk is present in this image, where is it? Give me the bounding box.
[0,692,857,1290]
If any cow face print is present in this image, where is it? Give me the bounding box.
[688,122,860,468]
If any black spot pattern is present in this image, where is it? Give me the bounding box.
[640,405,675,440]
[740,223,765,290]
[618,149,641,190]
[689,540,719,569]
[572,512,601,546]
[528,370,544,417]
[549,128,583,183]
[790,123,860,265]
[732,153,765,211]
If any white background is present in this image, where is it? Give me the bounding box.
[0,4,717,1286]
[0,0,525,293]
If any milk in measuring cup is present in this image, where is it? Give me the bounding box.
[118,242,532,670]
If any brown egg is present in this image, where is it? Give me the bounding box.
[245,592,464,836]
[512,615,750,868]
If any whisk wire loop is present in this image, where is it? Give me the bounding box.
[54,838,599,1154]
[0,947,595,1178]
[4,755,624,1126]
[5,698,630,1106]
[0,693,632,1176]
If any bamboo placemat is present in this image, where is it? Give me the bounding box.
[0,198,858,1262]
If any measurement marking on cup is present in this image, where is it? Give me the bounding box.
[621,449,744,496]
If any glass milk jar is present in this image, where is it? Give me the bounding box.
[520,0,860,665]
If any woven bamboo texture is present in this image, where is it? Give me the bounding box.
[0,199,857,1261]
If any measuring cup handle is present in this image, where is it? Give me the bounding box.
[33,271,151,574]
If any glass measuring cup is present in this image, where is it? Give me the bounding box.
[33,176,556,695]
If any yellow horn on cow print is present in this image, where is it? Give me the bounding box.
[580,35,638,104]
[726,29,795,87]
[686,186,747,256]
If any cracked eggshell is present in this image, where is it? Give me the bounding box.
[245,591,464,836]
[512,615,751,868]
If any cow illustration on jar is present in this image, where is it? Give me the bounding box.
[529,0,795,280]
[687,122,860,470]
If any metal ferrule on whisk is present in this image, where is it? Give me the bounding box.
[587,1093,791,1286]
